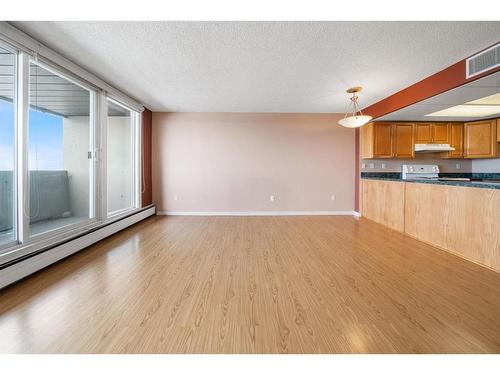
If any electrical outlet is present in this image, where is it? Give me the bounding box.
[381,163,386,169]
[361,163,366,169]
[330,195,336,201]
[270,195,275,202]
[455,163,461,169]
[369,163,375,169]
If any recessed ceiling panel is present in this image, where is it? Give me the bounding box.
[425,104,500,118]
[467,92,500,105]
[378,71,500,122]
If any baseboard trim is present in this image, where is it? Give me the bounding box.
[157,210,358,217]
[0,206,156,290]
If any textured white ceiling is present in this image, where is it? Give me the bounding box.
[11,21,500,113]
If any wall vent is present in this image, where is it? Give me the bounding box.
[466,43,500,78]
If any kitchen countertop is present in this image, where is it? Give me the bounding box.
[361,172,500,190]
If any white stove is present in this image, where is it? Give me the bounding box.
[401,164,440,180]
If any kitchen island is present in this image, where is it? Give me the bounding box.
[361,173,500,272]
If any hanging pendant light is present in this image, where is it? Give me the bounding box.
[338,86,372,128]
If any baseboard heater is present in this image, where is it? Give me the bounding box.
[0,205,156,290]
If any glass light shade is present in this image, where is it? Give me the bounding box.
[338,115,372,128]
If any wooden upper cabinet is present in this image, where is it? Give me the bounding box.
[361,119,498,159]
[442,123,464,159]
[464,119,498,158]
[432,123,449,143]
[360,122,374,159]
[415,122,449,143]
[393,123,415,158]
[361,122,393,159]
[373,123,393,158]
[361,122,415,159]
[415,123,432,143]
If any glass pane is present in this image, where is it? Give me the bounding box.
[107,100,134,215]
[0,47,16,246]
[28,62,93,236]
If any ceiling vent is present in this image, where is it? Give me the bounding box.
[466,43,500,78]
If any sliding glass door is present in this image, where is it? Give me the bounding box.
[106,99,138,216]
[0,46,16,247]
[28,61,95,236]
[0,37,142,264]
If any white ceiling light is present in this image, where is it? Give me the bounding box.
[466,92,500,105]
[338,87,372,128]
[426,92,500,118]
[426,105,500,117]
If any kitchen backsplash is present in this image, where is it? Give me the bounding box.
[472,158,500,173]
[360,154,472,173]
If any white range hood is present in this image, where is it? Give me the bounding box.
[414,144,455,153]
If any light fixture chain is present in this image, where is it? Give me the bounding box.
[337,86,372,128]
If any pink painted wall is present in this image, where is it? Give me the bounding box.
[152,112,355,213]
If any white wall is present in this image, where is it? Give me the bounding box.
[472,158,500,173]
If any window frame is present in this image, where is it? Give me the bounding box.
[105,96,141,219]
[0,39,19,252]
[0,26,145,267]
[24,57,100,242]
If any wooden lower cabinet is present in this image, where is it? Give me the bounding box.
[361,179,405,232]
[404,183,447,250]
[362,179,500,271]
[405,183,500,271]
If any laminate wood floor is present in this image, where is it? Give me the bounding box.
[1,215,499,353]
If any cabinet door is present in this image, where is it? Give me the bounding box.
[415,123,432,143]
[432,123,449,143]
[393,123,415,158]
[464,119,497,158]
[360,122,374,159]
[373,123,393,158]
[442,123,463,158]
[497,119,500,142]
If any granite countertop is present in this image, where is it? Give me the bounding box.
[361,172,500,190]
